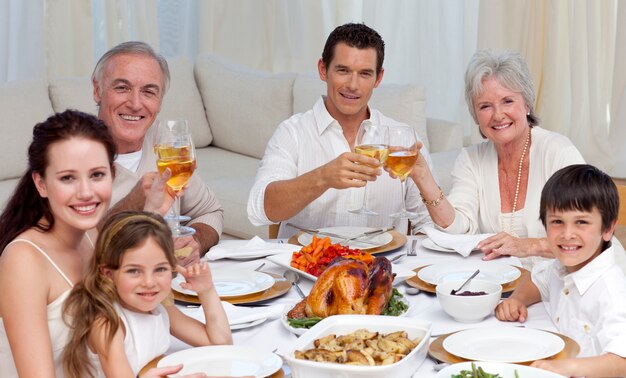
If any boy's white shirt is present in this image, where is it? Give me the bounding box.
[532,241,626,358]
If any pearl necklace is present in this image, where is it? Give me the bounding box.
[501,129,531,236]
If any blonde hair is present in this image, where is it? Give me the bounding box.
[62,211,175,378]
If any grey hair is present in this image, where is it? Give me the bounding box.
[464,49,538,128]
[92,41,170,97]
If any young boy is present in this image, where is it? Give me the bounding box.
[495,164,626,377]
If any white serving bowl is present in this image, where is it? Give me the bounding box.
[283,314,431,378]
[436,279,502,323]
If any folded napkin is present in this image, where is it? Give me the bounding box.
[184,301,285,326]
[423,226,494,257]
[206,236,299,261]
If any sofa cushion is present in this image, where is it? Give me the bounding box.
[0,81,54,181]
[292,74,429,150]
[194,54,296,159]
[49,77,98,115]
[194,147,267,238]
[160,57,213,148]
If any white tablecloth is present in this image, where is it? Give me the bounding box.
[169,235,558,378]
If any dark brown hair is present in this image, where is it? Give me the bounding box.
[0,109,116,253]
[322,23,385,75]
[540,164,619,233]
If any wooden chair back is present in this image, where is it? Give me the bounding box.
[268,223,280,239]
[616,179,626,226]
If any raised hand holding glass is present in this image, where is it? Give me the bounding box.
[154,120,197,237]
[386,126,419,219]
[349,123,389,216]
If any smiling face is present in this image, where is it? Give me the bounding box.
[545,207,615,273]
[104,237,173,314]
[474,76,530,146]
[33,137,113,232]
[93,53,164,154]
[318,42,383,127]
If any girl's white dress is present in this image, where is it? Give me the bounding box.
[89,303,171,377]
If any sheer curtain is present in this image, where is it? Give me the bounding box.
[0,0,45,82]
[476,0,619,173]
[194,0,476,123]
[1,0,624,174]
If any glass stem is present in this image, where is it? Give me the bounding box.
[362,183,370,211]
[171,196,182,235]
[399,178,408,213]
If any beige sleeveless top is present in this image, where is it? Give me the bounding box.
[0,235,93,377]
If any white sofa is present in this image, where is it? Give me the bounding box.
[0,54,462,239]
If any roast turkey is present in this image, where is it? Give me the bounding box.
[287,256,394,319]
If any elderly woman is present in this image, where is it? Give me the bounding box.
[410,50,584,264]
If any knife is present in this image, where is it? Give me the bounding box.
[339,227,395,244]
[286,223,382,246]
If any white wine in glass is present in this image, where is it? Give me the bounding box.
[349,123,389,216]
[154,120,197,237]
[387,126,419,219]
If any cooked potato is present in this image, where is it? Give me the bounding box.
[294,328,420,366]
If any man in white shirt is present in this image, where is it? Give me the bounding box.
[92,41,223,263]
[247,23,434,238]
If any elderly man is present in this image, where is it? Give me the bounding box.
[92,41,223,264]
[247,23,435,238]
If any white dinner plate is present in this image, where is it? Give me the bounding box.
[157,345,282,377]
[266,253,416,285]
[443,327,565,363]
[171,270,275,298]
[437,361,567,378]
[280,295,411,336]
[418,261,521,286]
[297,226,393,250]
[421,237,457,253]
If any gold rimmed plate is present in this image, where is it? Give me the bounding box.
[288,229,407,254]
[172,272,291,305]
[406,265,528,294]
[429,329,579,365]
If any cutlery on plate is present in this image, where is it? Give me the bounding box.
[450,269,480,295]
[254,262,266,271]
[338,227,394,244]
[283,270,306,299]
[286,222,380,246]
[389,253,405,263]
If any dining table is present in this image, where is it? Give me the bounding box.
[165,234,565,378]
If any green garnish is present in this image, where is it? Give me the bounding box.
[381,288,409,316]
[450,362,519,378]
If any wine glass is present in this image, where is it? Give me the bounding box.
[153,121,191,224]
[154,120,197,237]
[349,123,389,216]
[386,126,419,219]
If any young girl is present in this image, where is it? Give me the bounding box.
[62,210,232,377]
[0,110,116,377]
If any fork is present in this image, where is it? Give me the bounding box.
[408,239,418,256]
[389,239,418,263]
